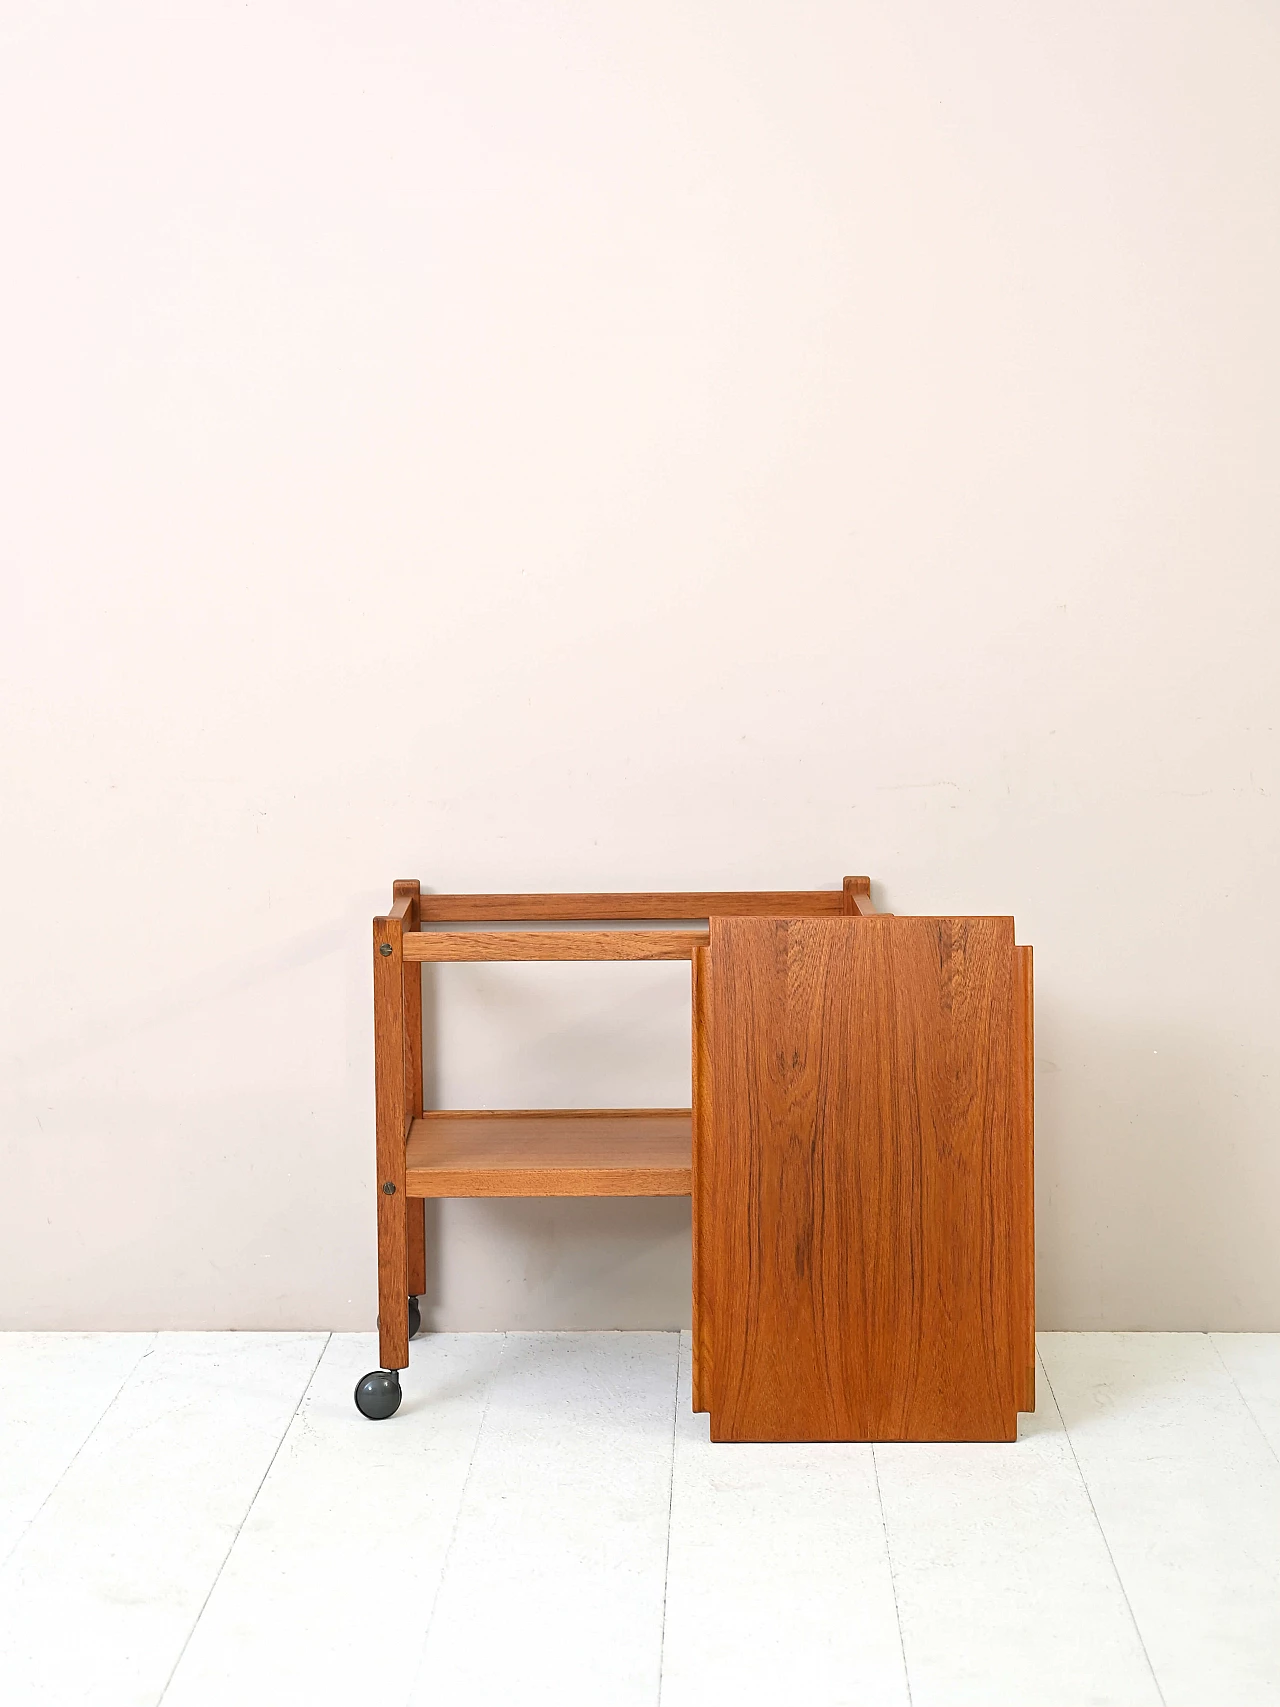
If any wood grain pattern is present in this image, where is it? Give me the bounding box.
[691,944,712,1413]
[394,881,427,1299]
[372,910,410,1371]
[1014,944,1035,1411]
[405,1110,691,1196]
[416,891,852,921]
[698,915,1027,1442]
[402,929,708,962]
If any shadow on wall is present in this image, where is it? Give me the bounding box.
[0,1090,367,1330]
[1034,997,1280,1332]
[420,955,693,1112]
[419,1196,693,1333]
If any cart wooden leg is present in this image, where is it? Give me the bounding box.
[407,1200,427,1303]
[396,878,425,1326]
[377,1189,410,1371]
[356,893,416,1418]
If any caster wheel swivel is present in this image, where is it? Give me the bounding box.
[354,1368,402,1419]
[358,1296,419,1415]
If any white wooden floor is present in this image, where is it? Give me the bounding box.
[2,1333,1279,1706]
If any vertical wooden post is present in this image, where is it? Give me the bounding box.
[394,879,427,1304]
[691,943,712,1414]
[373,902,410,1371]
[842,875,875,915]
[1015,944,1036,1411]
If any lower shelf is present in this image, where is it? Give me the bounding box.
[405,1108,693,1198]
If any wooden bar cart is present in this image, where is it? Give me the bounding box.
[355,877,1035,1442]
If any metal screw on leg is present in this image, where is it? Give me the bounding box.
[378,943,393,956]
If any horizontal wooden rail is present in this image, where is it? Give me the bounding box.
[415,890,857,921]
[401,929,709,962]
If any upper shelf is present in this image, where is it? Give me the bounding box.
[401,930,708,962]
[386,880,877,959]
[415,888,864,921]
[404,1109,693,1197]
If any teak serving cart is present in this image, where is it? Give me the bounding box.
[356,878,1034,1442]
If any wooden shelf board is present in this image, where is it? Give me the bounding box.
[416,890,856,921]
[405,1109,692,1197]
[402,930,707,962]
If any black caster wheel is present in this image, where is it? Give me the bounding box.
[408,1296,421,1339]
[354,1369,402,1420]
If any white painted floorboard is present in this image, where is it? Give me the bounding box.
[163,1333,503,1707]
[0,1332,326,1707]
[875,1349,1160,1707]
[1042,1332,1280,1707]
[1213,1332,1280,1461]
[0,1332,154,1567]
[407,1331,679,1707]
[4,1330,1280,1707]
[661,1335,909,1707]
